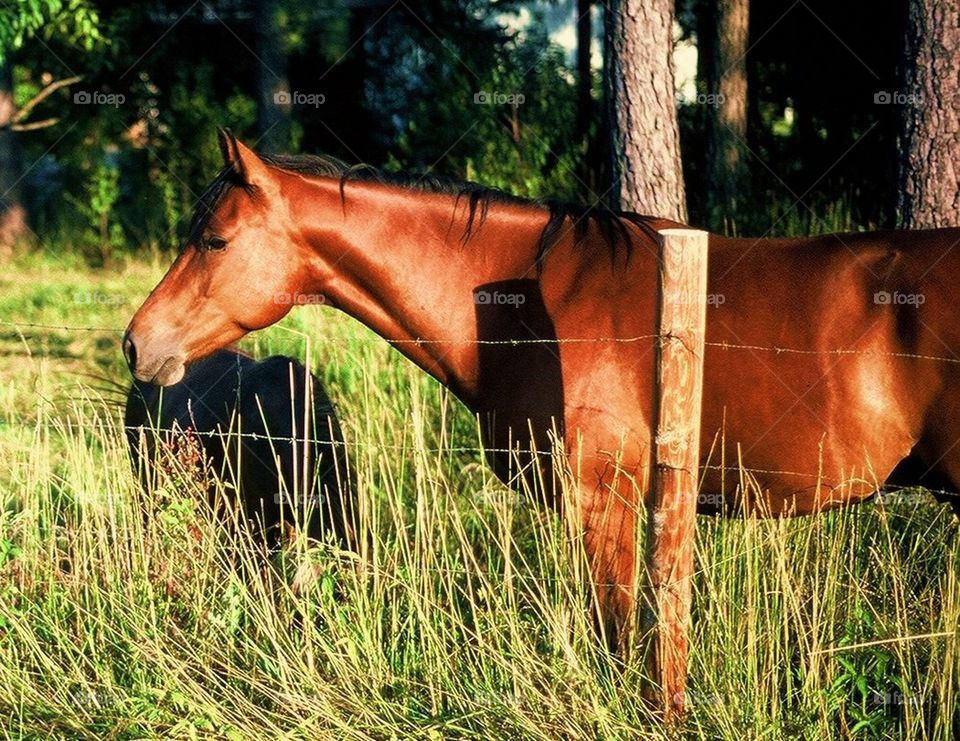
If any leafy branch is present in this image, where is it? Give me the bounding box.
[0,73,81,130]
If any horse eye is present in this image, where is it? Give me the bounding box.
[206,236,228,251]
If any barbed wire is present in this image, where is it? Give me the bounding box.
[0,319,121,334]
[0,417,945,497]
[3,316,960,494]
[0,417,553,456]
[116,426,960,494]
[707,340,960,366]
[0,394,950,594]
[4,318,960,365]
[0,319,658,345]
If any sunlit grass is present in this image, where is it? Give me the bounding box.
[0,253,957,739]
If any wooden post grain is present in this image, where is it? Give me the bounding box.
[643,228,709,720]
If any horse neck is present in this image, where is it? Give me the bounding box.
[290,177,548,402]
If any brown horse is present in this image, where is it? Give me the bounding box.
[124,130,960,647]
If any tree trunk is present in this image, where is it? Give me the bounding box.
[254,0,291,154]
[0,61,27,254]
[704,0,750,234]
[603,0,687,221]
[897,0,960,229]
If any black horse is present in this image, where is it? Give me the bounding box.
[125,348,355,548]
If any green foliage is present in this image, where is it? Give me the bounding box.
[825,603,912,737]
[0,0,103,63]
[135,64,257,246]
[464,40,582,199]
[9,0,895,253]
[373,4,584,201]
[64,158,125,265]
[0,538,20,567]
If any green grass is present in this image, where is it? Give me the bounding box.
[0,251,958,739]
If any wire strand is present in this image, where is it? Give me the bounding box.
[4,319,960,365]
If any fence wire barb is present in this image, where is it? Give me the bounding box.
[0,418,946,494]
[4,318,960,365]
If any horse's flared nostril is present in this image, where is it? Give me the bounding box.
[122,332,137,372]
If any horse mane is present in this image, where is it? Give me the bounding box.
[189,151,661,267]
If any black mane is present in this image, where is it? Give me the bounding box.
[189,152,661,266]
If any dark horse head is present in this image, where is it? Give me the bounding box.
[125,347,356,548]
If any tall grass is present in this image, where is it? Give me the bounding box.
[0,254,957,739]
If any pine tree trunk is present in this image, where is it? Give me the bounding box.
[704,0,750,234]
[0,61,27,254]
[897,0,960,229]
[254,0,291,154]
[604,0,686,221]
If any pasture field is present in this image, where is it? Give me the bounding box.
[0,251,958,740]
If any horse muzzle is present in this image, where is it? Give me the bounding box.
[123,330,186,386]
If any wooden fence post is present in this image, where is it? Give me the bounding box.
[643,227,709,721]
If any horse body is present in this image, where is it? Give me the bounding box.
[123,132,960,646]
[477,223,958,510]
[126,348,355,546]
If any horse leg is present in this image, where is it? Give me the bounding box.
[578,484,639,655]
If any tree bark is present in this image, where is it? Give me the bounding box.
[0,61,27,253]
[704,0,750,234]
[897,0,960,229]
[604,0,687,221]
[254,0,291,154]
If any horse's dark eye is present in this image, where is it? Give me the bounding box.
[206,236,228,251]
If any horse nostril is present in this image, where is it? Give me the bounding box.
[122,332,137,371]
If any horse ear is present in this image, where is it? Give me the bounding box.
[217,127,238,169]
[216,129,272,188]
[232,139,273,188]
